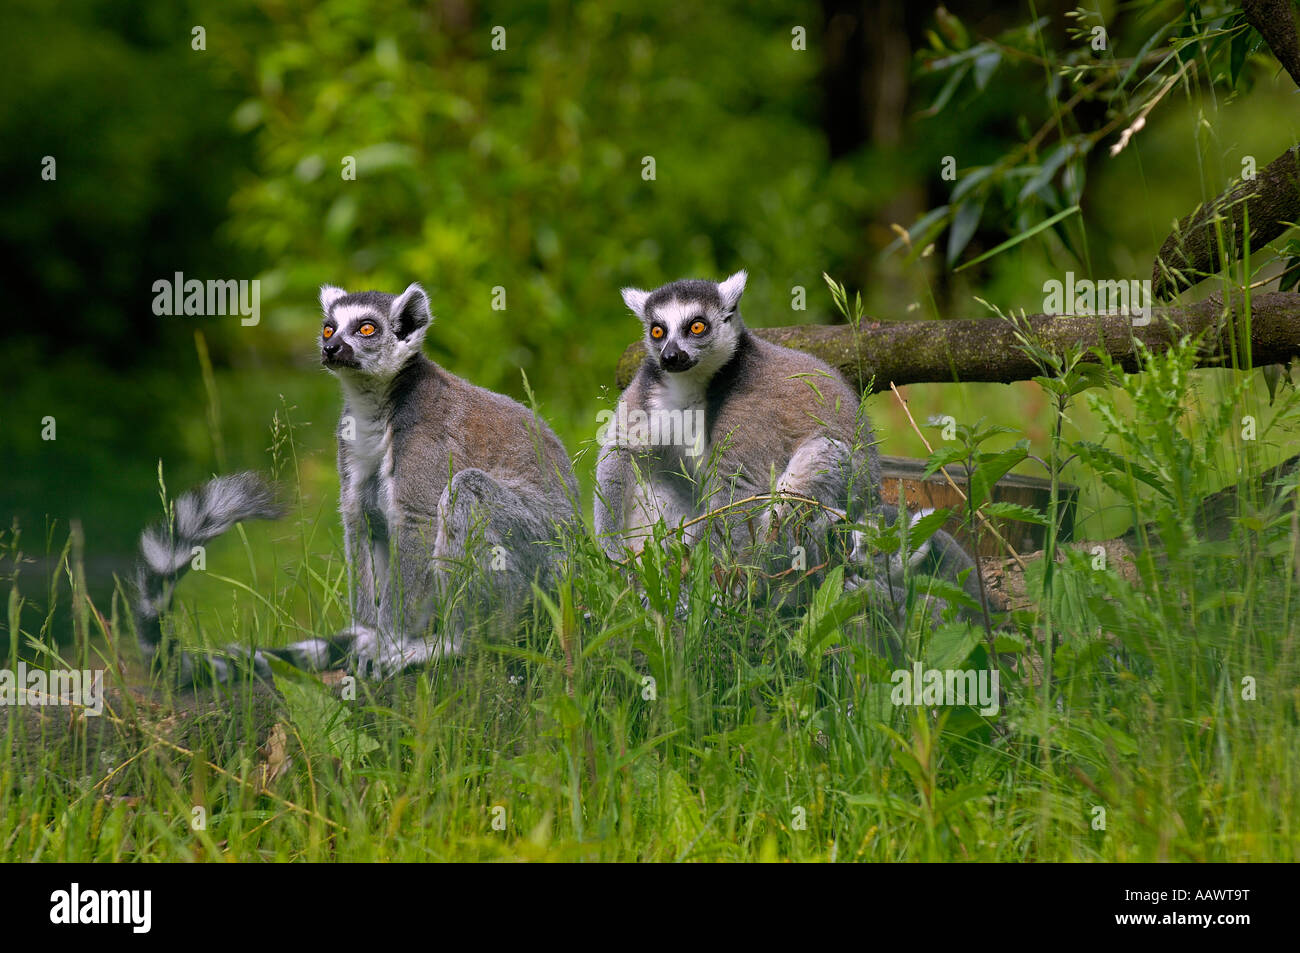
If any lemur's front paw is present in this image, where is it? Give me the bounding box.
[347,628,408,680]
[347,628,448,679]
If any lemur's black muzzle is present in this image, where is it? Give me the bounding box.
[322,341,356,366]
[659,343,695,372]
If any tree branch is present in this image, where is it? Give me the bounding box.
[614,293,1300,392]
[1151,146,1300,298]
[1148,2,1300,297]
[1242,0,1300,89]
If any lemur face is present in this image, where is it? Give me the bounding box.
[318,283,431,380]
[622,271,747,376]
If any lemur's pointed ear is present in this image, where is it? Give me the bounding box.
[320,284,347,314]
[390,282,433,340]
[718,270,747,315]
[621,287,650,320]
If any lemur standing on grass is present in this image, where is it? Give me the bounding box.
[593,271,980,619]
[134,283,578,685]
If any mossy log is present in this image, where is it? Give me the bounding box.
[615,292,1300,392]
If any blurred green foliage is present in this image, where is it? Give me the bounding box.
[222,1,877,417]
[0,0,256,557]
[4,0,1299,605]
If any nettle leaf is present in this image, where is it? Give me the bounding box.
[638,538,663,610]
[926,620,982,670]
[1073,441,1173,499]
[268,657,379,764]
[970,442,1028,505]
[1032,374,1068,398]
[992,631,1026,654]
[969,421,1018,444]
[1063,360,1116,396]
[922,444,968,479]
[636,526,684,617]
[859,518,901,555]
[912,574,982,614]
[906,508,954,548]
[981,501,1048,526]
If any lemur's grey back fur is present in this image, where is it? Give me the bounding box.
[134,282,578,686]
[595,271,980,625]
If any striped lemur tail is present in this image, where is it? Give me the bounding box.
[133,472,349,686]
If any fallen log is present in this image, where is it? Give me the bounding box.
[982,454,1300,612]
[978,538,1140,615]
[615,292,1300,392]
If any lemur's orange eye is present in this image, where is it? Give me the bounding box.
[650,325,665,340]
[358,323,376,336]
[690,321,706,335]
[322,326,334,339]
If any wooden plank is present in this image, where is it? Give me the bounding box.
[878,455,1077,558]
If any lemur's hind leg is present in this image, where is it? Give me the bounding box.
[436,467,563,614]
[272,470,564,681]
[596,446,699,558]
[346,468,565,679]
[845,503,983,632]
[594,444,633,560]
[744,435,854,565]
[698,435,857,613]
[340,465,538,681]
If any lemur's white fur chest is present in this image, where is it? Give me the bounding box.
[646,374,710,467]
[340,385,397,522]
[348,412,391,479]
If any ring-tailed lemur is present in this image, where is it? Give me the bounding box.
[134,282,579,684]
[593,271,980,622]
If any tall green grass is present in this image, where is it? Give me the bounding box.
[2,327,1298,862]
